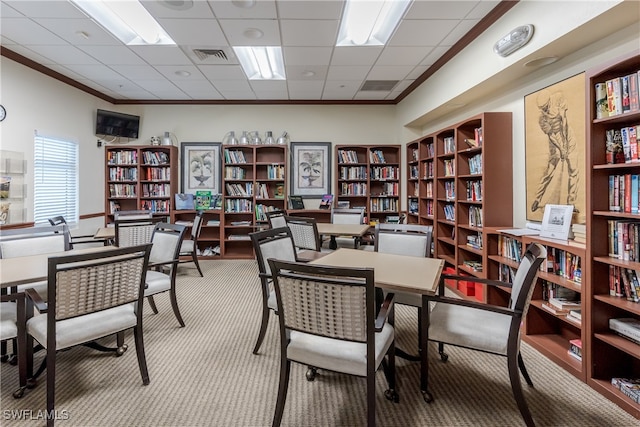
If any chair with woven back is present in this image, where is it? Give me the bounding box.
[249,227,300,355]
[114,216,163,248]
[178,210,204,277]
[283,215,326,262]
[267,258,399,427]
[22,244,153,426]
[428,242,547,427]
[373,223,433,361]
[47,216,101,248]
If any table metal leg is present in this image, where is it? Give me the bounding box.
[420,294,434,403]
[329,236,337,250]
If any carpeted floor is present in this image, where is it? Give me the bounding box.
[1,260,638,426]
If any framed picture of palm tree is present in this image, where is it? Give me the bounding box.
[290,142,332,198]
[180,142,222,196]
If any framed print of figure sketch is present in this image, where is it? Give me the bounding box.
[290,142,332,198]
[525,73,586,224]
[180,142,222,196]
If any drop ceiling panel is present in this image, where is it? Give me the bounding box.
[208,0,277,19]
[198,65,247,80]
[140,0,216,19]
[218,19,281,45]
[283,47,333,66]
[34,18,120,46]
[128,45,193,66]
[109,65,167,81]
[330,46,383,66]
[389,19,459,47]
[1,18,68,45]
[326,65,372,81]
[276,0,343,20]
[77,45,147,65]
[280,20,339,47]
[376,47,434,66]
[4,0,85,19]
[405,1,480,20]
[159,18,227,46]
[26,45,101,65]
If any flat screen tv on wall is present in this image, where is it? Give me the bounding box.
[95,109,140,139]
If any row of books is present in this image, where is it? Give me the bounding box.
[224,199,252,213]
[423,143,435,158]
[369,150,389,164]
[541,246,582,284]
[265,165,285,180]
[369,197,398,212]
[595,70,640,119]
[107,150,138,165]
[608,174,640,213]
[468,206,482,228]
[141,183,170,197]
[608,265,640,303]
[498,235,523,262]
[108,183,136,198]
[465,180,482,202]
[443,136,455,154]
[254,203,279,221]
[225,183,253,197]
[340,182,367,196]
[141,151,170,165]
[422,162,434,179]
[408,199,418,214]
[143,166,170,181]
[541,280,580,302]
[108,166,137,182]
[374,182,399,196]
[337,149,360,164]
[443,203,455,221]
[444,181,455,200]
[223,149,248,164]
[409,165,419,179]
[224,166,246,180]
[609,318,640,346]
[466,233,483,250]
[605,125,640,164]
[256,183,284,199]
[339,166,367,180]
[370,166,399,180]
[140,199,169,213]
[424,181,433,198]
[607,219,640,261]
[442,159,455,176]
[468,153,482,175]
[462,260,482,272]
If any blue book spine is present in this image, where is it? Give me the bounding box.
[633,174,639,214]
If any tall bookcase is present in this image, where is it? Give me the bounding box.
[172,209,222,258]
[586,51,640,416]
[105,145,177,224]
[221,144,287,258]
[413,113,513,298]
[335,145,401,223]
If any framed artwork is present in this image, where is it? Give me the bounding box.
[180,142,222,196]
[290,142,332,198]
[525,73,586,224]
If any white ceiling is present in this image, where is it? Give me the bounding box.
[0,0,506,103]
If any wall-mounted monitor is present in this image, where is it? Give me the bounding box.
[95,109,140,139]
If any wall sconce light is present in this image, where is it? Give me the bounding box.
[493,24,534,57]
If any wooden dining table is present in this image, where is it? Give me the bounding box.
[311,248,444,402]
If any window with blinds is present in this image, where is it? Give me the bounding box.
[34,134,79,226]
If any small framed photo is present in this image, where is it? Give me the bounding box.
[181,142,222,196]
[290,142,332,198]
[540,204,574,240]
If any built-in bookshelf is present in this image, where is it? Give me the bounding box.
[586,51,640,416]
[485,229,587,378]
[171,209,222,258]
[104,145,177,224]
[410,113,512,297]
[221,144,287,258]
[335,145,401,224]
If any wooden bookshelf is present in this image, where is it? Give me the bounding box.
[409,113,512,298]
[335,144,401,224]
[105,145,177,224]
[586,51,640,417]
[171,209,222,258]
[221,144,287,258]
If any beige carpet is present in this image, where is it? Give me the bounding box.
[1,259,638,427]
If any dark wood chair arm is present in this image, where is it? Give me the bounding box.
[148,259,179,270]
[24,288,48,313]
[428,294,517,317]
[375,292,395,332]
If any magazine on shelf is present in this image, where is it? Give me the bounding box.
[174,193,195,210]
[195,190,212,210]
[319,194,333,209]
[288,195,304,210]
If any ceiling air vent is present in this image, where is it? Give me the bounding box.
[193,48,228,61]
[359,80,399,91]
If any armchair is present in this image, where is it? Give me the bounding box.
[114,217,163,247]
[23,244,152,426]
[249,227,299,354]
[428,242,547,426]
[178,210,204,277]
[283,215,325,262]
[267,259,398,427]
[1,292,26,398]
[47,215,102,247]
[145,223,188,327]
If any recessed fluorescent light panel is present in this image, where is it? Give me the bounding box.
[70,0,175,45]
[337,0,411,46]
[234,46,286,80]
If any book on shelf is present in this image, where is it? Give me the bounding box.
[174,193,195,210]
[568,338,582,361]
[609,318,640,344]
[195,190,212,210]
[319,194,333,209]
[541,302,571,316]
[274,183,285,199]
[206,219,220,226]
[548,297,581,311]
[595,82,609,119]
[174,220,194,226]
[568,309,582,321]
[288,195,304,210]
[337,200,350,209]
[611,378,640,404]
[565,311,582,326]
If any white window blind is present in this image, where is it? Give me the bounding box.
[34,134,79,226]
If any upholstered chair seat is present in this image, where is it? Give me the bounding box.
[0,302,18,341]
